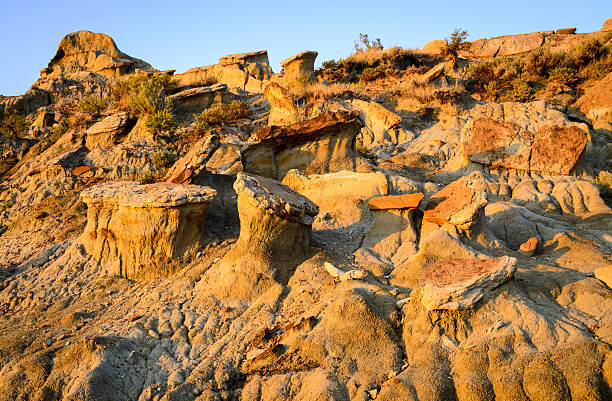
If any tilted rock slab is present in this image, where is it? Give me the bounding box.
[167,83,235,115]
[419,256,517,310]
[80,181,216,279]
[354,193,424,269]
[241,111,371,180]
[209,172,318,300]
[163,131,221,184]
[574,71,612,131]
[423,172,488,230]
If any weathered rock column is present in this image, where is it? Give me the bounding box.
[280,51,318,85]
[80,181,216,279]
[210,172,319,300]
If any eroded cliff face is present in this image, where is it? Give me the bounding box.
[1,23,612,401]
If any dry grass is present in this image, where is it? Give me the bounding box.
[389,76,465,114]
[346,46,416,65]
[291,81,365,100]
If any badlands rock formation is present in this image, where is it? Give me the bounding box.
[0,22,612,401]
[80,181,216,279]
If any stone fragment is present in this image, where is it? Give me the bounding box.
[420,63,445,83]
[368,193,424,210]
[264,82,298,126]
[519,237,539,256]
[73,165,93,177]
[241,111,369,180]
[350,99,402,152]
[594,265,612,288]
[85,112,131,149]
[80,181,216,279]
[208,173,318,300]
[419,256,517,310]
[280,51,318,84]
[601,18,612,32]
[324,262,344,278]
[423,172,488,230]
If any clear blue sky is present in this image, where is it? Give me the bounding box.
[1,0,610,95]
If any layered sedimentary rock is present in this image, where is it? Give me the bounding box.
[40,30,153,79]
[354,193,424,270]
[350,99,403,154]
[280,50,318,84]
[209,173,319,300]
[264,82,298,126]
[167,83,234,115]
[241,111,370,180]
[80,181,216,279]
[419,255,517,310]
[461,102,589,174]
[174,50,273,92]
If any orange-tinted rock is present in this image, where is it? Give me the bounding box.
[368,193,424,210]
[594,265,612,288]
[422,40,447,55]
[519,237,539,256]
[423,173,487,230]
[73,165,93,177]
[461,117,533,171]
[530,125,588,174]
[464,31,550,58]
[556,28,576,35]
[573,72,612,130]
[242,111,369,180]
[419,256,517,310]
[219,50,269,66]
[601,18,612,32]
[264,82,298,126]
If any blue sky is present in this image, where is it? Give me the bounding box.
[1,0,610,95]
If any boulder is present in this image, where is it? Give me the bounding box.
[85,112,132,149]
[461,102,590,174]
[420,62,446,83]
[354,193,424,269]
[163,131,221,184]
[241,111,370,180]
[280,51,318,84]
[519,237,539,256]
[423,172,488,230]
[209,173,319,300]
[264,82,298,126]
[167,84,234,115]
[573,72,612,131]
[556,28,576,35]
[601,18,612,32]
[80,181,217,279]
[419,256,517,310]
[422,40,447,54]
[530,124,589,174]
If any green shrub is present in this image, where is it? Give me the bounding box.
[136,171,164,184]
[548,66,577,84]
[197,100,251,125]
[145,108,176,134]
[571,36,606,68]
[484,80,503,100]
[78,96,110,116]
[151,149,176,168]
[322,59,337,69]
[0,108,26,138]
[441,29,471,58]
[359,65,387,82]
[509,79,534,102]
[113,73,177,117]
[192,113,210,135]
[523,47,557,76]
[354,33,383,54]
